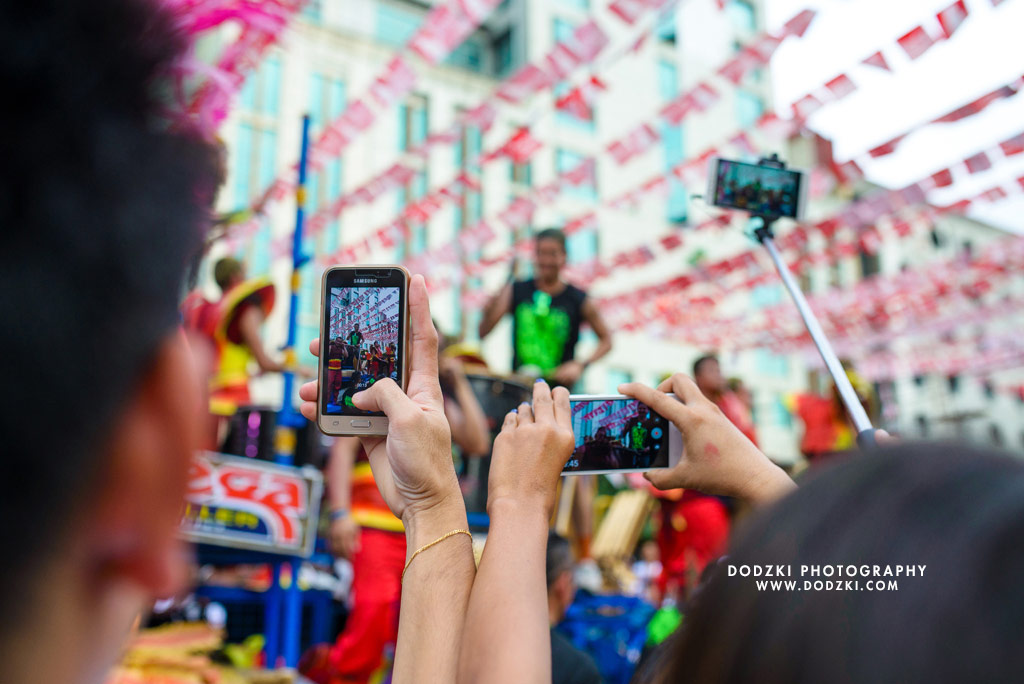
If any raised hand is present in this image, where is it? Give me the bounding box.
[620,373,795,505]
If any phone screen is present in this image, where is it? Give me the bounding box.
[711,158,803,219]
[321,278,404,417]
[564,398,670,473]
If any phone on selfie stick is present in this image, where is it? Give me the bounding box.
[707,154,879,449]
[317,265,410,436]
[563,395,684,475]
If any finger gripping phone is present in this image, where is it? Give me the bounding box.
[564,395,682,475]
[318,265,409,436]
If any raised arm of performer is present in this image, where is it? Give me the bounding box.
[440,356,491,456]
[238,305,287,374]
[325,437,362,560]
[300,275,475,684]
[551,296,614,388]
[478,281,512,339]
[459,380,576,684]
[619,373,795,505]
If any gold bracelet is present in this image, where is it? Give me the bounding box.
[401,529,472,583]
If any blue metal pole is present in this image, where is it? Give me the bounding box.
[276,114,312,465]
[282,558,303,666]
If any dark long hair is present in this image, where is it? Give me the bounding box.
[643,442,1024,684]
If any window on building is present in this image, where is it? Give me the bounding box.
[727,1,756,34]
[567,228,599,264]
[232,56,281,276]
[511,160,532,187]
[859,246,880,278]
[556,148,597,200]
[916,415,929,437]
[947,374,960,393]
[553,19,595,129]
[658,60,687,223]
[398,94,429,258]
[736,90,764,130]
[983,380,996,399]
[376,2,420,47]
[990,424,1004,447]
[962,240,973,258]
[656,8,677,43]
[913,374,925,387]
[930,228,944,249]
[557,0,589,8]
[454,117,484,336]
[445,36,486,73]
[495,30,516,78]
[301,0,321,21]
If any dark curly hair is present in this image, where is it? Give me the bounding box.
[0,0,217,620]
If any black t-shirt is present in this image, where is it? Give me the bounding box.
[551,628,602,684]
[511,279,587,375]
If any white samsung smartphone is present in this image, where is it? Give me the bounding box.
[317,265,410,436]
[706,156,808,221]
[563,394,682,476]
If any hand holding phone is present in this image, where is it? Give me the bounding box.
[563,395,682,475]
[619,374,795,504]
[488,381,575,516]
[299,274,464,527]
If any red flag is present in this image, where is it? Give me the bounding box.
[464,102,497,131]
[964,152,991,174]
[562,158,596,187]
[495,64,551,104]
[609,0,646,25]
[999,132,1024,156]
[930,168,954,187]
[868,135,905,158]
[570,20,609,61]
[861,51,891,71]
[897,26,936,60]
[660,93,696,125]
[979,186,1007,202]
[782,9,817,38]
[825,74,857,100]
[660,233,684,251]
[792,94,823,120]
[1018,175,1024,191]
[502,127,542,164]
[893,220,913,237]
[370,56,417,107]
[932,85,1016,123]
[937,0,968,39]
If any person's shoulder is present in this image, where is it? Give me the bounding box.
[551,629,602,684]
[565,282,587,299]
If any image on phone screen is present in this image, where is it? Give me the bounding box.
[564,398,670,473]
[322,286,402,416]
[712,158,802,219]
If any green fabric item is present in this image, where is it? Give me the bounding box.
[646,605,683,646]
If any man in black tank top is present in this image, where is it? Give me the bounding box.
[479,228,613,388]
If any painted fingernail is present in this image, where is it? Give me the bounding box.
[535,378,546,383]
[511,408,518,413]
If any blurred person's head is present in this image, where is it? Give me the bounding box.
[647,443,1024,683]
[692,354,723,397]
[0,0,217,681]
[639,539,660,564]
[534,228,567,285]
[547,531,576,624]
[728,377,753,410]
[213,256,245,293]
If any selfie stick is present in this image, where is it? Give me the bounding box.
[751,155,877,450]
[275,113,313,465]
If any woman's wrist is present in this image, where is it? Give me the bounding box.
[486,494,554,526]
[739,461,796,505]
[402,491,469,551]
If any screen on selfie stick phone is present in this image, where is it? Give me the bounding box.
[712,159,802,219]
[322,286,402,416]
[564,398,670,472]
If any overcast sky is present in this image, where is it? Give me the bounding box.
[764,0,1024,234]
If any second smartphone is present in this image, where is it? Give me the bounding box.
[318,265,409,436]
[563,395,682,475]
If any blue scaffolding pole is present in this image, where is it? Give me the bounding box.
[276,113,312,467]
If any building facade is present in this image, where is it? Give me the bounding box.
[207,0,1023,462]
